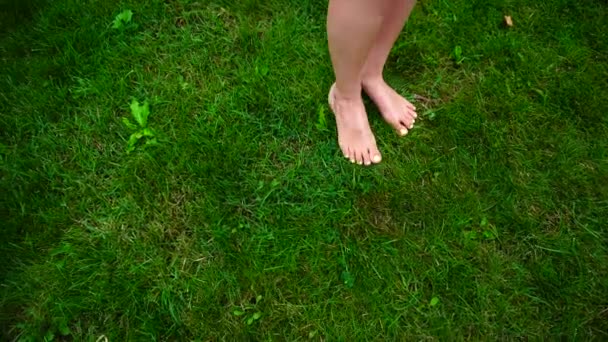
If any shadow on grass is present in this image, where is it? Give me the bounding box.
[0,0,48,34]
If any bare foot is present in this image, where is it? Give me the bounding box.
[362,78,417,136]
[328,84,382,165]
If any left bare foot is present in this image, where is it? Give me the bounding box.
[362,78,417,136]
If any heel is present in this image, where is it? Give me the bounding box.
[328,83,336,110]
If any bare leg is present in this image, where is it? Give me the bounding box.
[361,0,418,136]
[327,0,389,165]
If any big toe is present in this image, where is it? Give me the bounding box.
[385,118,410,136]
[367,146,382,164]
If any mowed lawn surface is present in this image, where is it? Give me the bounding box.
[1,0,607,339]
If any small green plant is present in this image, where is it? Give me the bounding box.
[464,217,499,241]
[338,251,355,289]
[112,10,133,30]
[255,64,269,77]
[177,75,189,90]
[122,99,157,153]
[316,105,327,131]
[340,270,355,288]
[423,109,438,121]
[430,297,440,307]
[232,295,263,325]
[452,45,465,65]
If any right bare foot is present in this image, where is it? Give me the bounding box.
[328,84,382,166]
[362,78,417,136]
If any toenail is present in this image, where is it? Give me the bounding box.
[350,159,355,163]
[400,128,408,136]
[372,155,382,163]
[358,161,363,165]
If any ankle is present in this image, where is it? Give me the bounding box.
[361,75,385,88]
[333,83,363,102]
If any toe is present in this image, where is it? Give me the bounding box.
[356,151,365,165]
[347,147,355,163]
[401,115,415,128]
[361,150,372,166]
[404,99,416,111]
[370,147,382,164]
[402,104,417,119]
[406,118,415,129]
[409,108,418,119]
[387,118,406,136]
[340,144,349,158]
[364,149,374,166]
[398,122,410,136]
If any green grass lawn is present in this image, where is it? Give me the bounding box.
[1,0,607,339]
